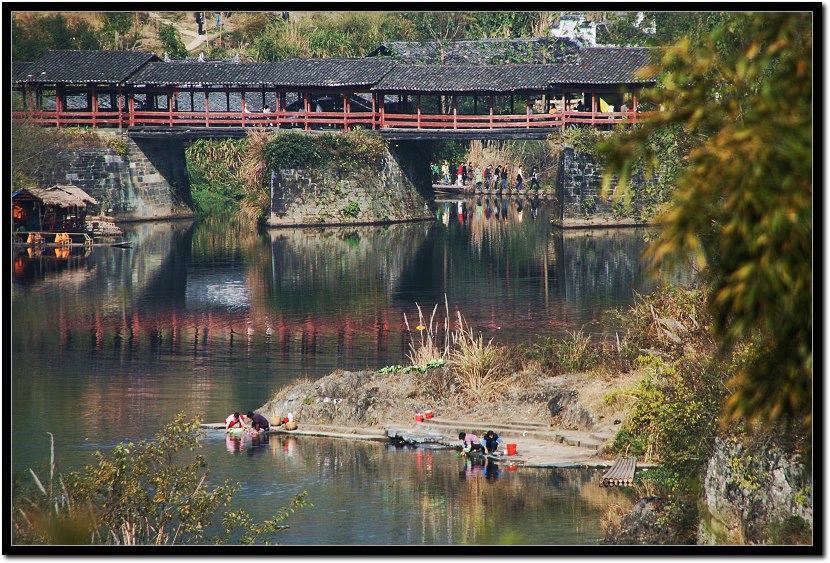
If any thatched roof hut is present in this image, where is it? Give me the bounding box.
[13,184,98,233]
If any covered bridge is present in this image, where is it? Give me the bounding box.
[12,42,657,132]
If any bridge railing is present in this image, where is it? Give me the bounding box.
[13,108,651,130]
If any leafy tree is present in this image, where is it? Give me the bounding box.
[101,12,138,50]
[158,24,188,59]
[12,14,100,60]
[601,12,812,435]
[401,12,473,62]
[467,12,542,39]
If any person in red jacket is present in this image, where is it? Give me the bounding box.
[225,411,245,430]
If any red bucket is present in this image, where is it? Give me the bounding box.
[424,410,433,419]
[415,413,424,423]
[506,443,517,456]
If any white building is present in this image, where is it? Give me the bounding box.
[550,13,599,47]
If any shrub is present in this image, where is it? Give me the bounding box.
[522,330,607,374]
[449,314,510,402]
[12,414,309,545]
[341,201,360,218]
[264,130,387,171]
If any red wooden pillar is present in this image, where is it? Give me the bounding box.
[489,95,494,129]
[241,94,247,127]
[168,88,174,127]
[526,94,530,128]
[118,89,123,129]
[276,92,283,129]
[128,94,135,127]
[378,94,384,129]
[591,92,597,126]
[343,93,349,132]
[632,92,638,123]
[303,94,309,131]
[417,95,421,129]
[204,90,210,127]
[91,86,98,128]
[453,95,457,129]
[56,85,64,129]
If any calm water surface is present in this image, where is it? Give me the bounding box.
[11,197,682,544]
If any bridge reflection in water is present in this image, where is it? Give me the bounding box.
[11,202,689,470]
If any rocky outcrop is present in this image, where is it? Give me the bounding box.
[698,436,812,545]
[547,388,595,430]
[603,497,686,545]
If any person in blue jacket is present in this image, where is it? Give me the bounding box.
[482,430,504,455]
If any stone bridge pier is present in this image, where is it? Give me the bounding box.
[27,130,195,222]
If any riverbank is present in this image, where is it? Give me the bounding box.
[240,365,650,469]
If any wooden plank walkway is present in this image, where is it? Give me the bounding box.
[600,456,637,487]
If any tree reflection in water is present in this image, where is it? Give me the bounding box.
[206,434,634,545]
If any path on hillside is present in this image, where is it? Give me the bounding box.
[147,12,220,53]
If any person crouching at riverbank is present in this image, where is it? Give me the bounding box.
[482,430,504,455]
[459,432,484,455]
[247,411,273,432]
[225,411,246,430]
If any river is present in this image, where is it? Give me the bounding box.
[11,197,686,545]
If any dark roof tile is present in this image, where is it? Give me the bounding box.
[372,65,559,93]
[128,58,398,88]
[129,61,277,86]
[564,47,658,84]
[17,50,158,84]
[12,61,33,82]
[266,58,398,87]
[367,38,580,65]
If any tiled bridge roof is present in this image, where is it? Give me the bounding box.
[366,37,582,65]
[13,46,656,91]
[127,58,398,87]
[15,50,159,84]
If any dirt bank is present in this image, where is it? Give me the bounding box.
[257,365,646,467]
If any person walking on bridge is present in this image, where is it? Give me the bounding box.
[501,165,509,191]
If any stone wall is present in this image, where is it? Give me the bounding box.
[556,145,657,227]
[27,132,194,222]
[698,436,812,545]
[268,143,433,226]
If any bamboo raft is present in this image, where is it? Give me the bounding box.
[600,456,637,487]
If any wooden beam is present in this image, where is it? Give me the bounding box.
[91,86,98,129]
[56,85,63,129]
